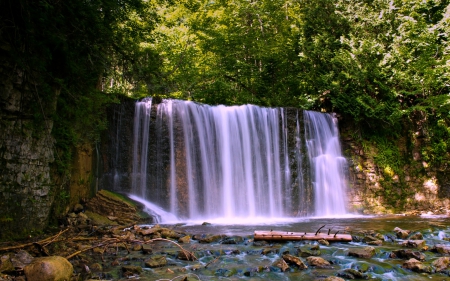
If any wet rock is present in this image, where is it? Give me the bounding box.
[408,232,423,240]
[0,255,14,273]
[132,244,143,251]
[24,256,73,281]
[194,234,226,243]
[272,258,289,272]
[432,257,450,272]
[138,225,161,236]
[160,229,182,239]
[253,240,269,246]
[11,250,34,269]
[90,263,102,272]
[73,203,84,213]
[306,256,331,268]
[142,244,153,254]
[367,240,383,246]
[402,258,432,273]
[339,268,367,279]
[122,265,142,274]
[145,255,167,268]
[432,244,450,254]
[324,277,345,281]
[390,249,426,261]
[310,244,320,250]
[178,235,191,244]
[401,240,426,249]
[262,246,280,255]
[363,236,383,245]
[221,236,244,244]
[348,246,376,259]
[394,227,410,239]
[282,254,307,269]
[318,239,329,246]
[298,248,321,257]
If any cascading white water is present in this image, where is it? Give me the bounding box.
[127,99,348,221]
[304,111,348,216]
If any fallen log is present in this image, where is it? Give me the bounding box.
[254,230,352,242]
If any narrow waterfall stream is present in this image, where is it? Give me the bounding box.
[103,98,349,222]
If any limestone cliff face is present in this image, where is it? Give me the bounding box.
[340,114,450,215]
[0,63,57,238]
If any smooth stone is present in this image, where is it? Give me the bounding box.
[402,258,432,273]
[272,258,289,272]
[142,244,153,254]
[433,244,450,254]
[432,257,450,272]
[145,255,167,268]
[0,255,15,273]
[348,246,376,258]
[394,227,410,239]
[178,235,191,244]
[391,249,426,261]
[24,256,73,281]
[282,254,307,269]
[306,256,331,268]
[401,240,426,249]
[122,265,142,274]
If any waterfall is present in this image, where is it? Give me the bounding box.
[304,111,348,216]
[105,98,349,221]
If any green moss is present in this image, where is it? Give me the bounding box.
[84,210,118,226]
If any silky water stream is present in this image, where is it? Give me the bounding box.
[101,98,450,280]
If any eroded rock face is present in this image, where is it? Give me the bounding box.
[24,256,73,281]
[0,65,59,239]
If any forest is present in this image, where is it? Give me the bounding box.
[1,0,450,187]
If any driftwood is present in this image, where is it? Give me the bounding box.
[254,230,352,242]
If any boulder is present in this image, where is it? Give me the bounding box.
[178,235,191,244]
[24,256,73,281]
[122,265,142,274]
[390,249,426,261]
[432,244,450,254]
[394,227,410,239]
[297,248,321,257]
[402,258,432,273]
[337,268,367,279]
[408,232,423,240]
[272,258,289,272]
[142,244,153,254]
[432,257,450,272]
[0,255,15,274]
[318,239,330,246]
[324,277,345,281]
[282,254,307,269]
[306,256,331,268]
[145,255,167,268]
[401,240,426,249]
[348,246,376,258]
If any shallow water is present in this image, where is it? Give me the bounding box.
[144,215,450,281]
[171,215,450,237]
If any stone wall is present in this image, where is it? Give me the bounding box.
[0,63,58,238]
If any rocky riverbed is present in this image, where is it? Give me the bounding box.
[0,218,450,281]
[1,191,449,280]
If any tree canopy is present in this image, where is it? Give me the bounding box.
[2,0,450,148]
